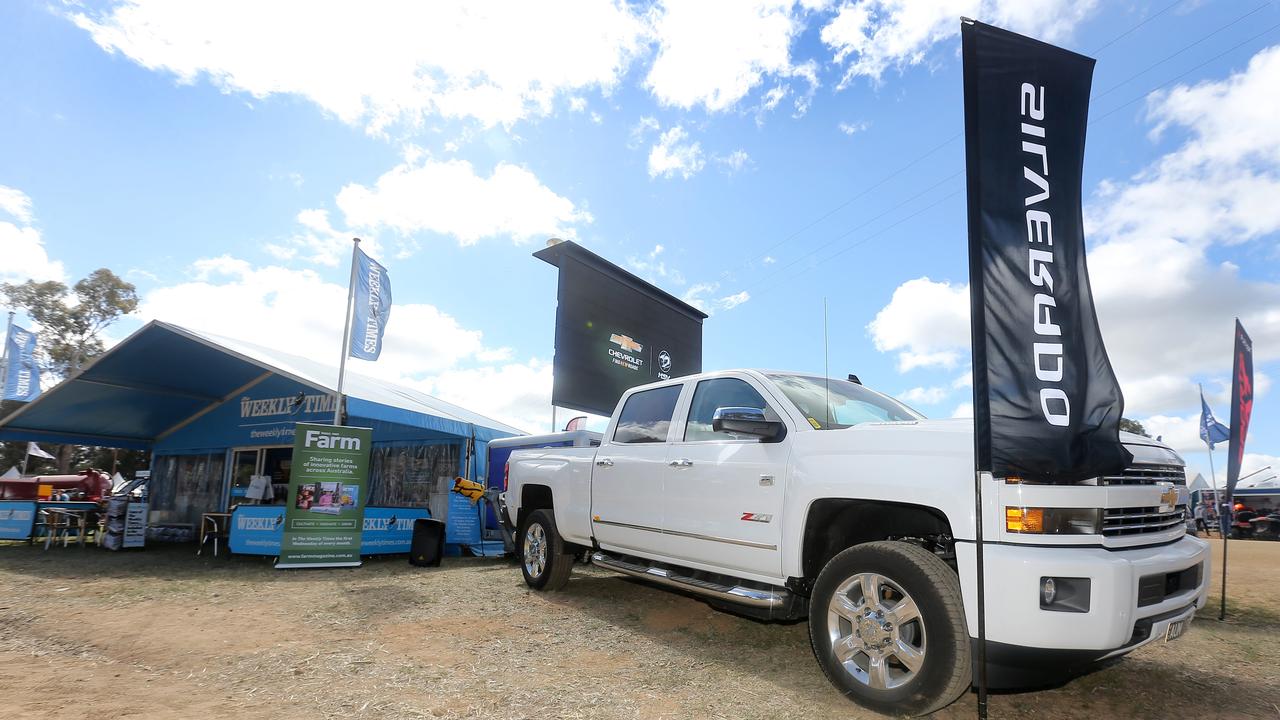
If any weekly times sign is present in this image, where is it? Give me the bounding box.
[276,423,372,568]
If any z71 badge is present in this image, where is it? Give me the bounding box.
[740,513,773,523]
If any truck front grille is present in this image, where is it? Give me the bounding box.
[1103,506,1186,536]
[1097,464,1185,486]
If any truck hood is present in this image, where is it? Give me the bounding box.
[867,418,1183,469]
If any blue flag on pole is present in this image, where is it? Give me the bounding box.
[3,324,41,401]
[1199,387,1229,450]
[349,248,392,361]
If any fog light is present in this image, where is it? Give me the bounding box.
[1039,576,1091,612]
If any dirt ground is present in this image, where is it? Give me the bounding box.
[1,538,1277,720]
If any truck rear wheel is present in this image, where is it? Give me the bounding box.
[809,541,970,717]
[518,509,573,591]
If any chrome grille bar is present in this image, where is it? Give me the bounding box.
[1097,464,1185,486]
[1103,505,1186,536]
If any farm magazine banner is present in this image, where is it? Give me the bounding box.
[276,423,372,568]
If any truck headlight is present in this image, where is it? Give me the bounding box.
[1005,507,1102,535]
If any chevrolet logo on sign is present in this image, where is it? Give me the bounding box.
[609,334,643,352]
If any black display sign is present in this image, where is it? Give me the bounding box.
[536,241,706,417]
[962,20,1131,482]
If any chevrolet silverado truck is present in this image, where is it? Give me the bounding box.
[502,370,1209,716]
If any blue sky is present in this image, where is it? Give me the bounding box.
[1,0,1277,486]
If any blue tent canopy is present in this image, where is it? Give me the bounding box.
[0,320,523,449]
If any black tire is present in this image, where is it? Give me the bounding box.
[808,541,970,717]
[518,509,573,591]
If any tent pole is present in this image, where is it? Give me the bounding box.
[334,238,361,426]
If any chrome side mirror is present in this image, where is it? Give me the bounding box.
[712,407,785,441]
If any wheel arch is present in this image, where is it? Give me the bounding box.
[518,484,554,531]
[800,498,955,583]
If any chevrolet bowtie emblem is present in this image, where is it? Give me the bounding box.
[609,334,643,352]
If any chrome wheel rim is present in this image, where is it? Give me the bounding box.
[523,522,547,579]
[827,572,926,690]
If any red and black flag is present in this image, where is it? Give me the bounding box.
[1224,319,1254,503]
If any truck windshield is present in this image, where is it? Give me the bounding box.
[766,373,924,429]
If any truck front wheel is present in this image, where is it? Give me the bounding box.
[809,541,971,716]
[518,509,573,591]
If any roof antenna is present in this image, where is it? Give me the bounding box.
[823,297,831,429]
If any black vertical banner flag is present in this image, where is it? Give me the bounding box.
[1224,319,1254,503]
[962,20,1131,482]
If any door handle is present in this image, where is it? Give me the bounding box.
[596,458,614,467]
[668,458,693,468]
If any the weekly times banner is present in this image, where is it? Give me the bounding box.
[276,422,372,568]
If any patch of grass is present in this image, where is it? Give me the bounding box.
[1199,595,1280,628]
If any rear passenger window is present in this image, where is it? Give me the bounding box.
[684,378,769,441]
[613,385,682,443]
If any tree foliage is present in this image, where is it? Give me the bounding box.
[1119,418,1149,438]
[2,268,138,377]
[2,269,139,472]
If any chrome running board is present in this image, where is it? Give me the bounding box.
[590,551,792,610]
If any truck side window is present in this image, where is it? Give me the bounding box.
[684,378,769,442]
[613,385,683,444]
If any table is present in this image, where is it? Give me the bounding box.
[198,512,232,557]
[41,507,92,549]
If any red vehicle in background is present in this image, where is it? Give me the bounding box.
[0,469,112,501]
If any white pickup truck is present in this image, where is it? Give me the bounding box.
[502,370,1209,716]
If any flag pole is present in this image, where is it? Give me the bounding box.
[1,310,13,392]
[334,238,361,426]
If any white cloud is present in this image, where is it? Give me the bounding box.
[1239,454,1280,488]
[332,157,591,247]
[951,402,973,419]
[0,186,66,285]
[136,255,552,431]
[681,282,751,315]
[0,186,34,224]
[1085,46,1280,414]
[424,361,552,435]
[719,290,751,310]
[627,244,685,285]
[897,386,948,405]
[649,126,706,180]
[629,116,661,149]
[821,0,1096,88]
[1139,414,1206,455]
[264,208,380,267]
[866,277,969,371]
[838,120,870,136]
[645,0,817,114]
[715,149,753,174]
[1089,45,1280,251]
[70,1,648,132]
[867,46,1280,441]
[142,256,483,377]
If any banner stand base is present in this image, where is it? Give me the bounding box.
[275,561,363,569]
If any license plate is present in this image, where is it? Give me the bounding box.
[1165,617,1189,642]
